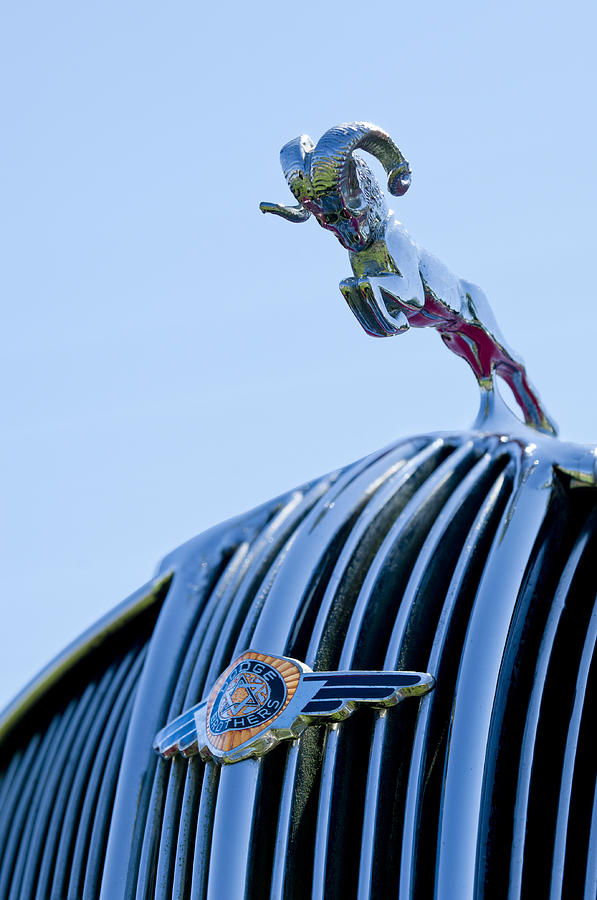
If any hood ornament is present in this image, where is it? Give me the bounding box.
[154,650,433,765]
[260,121,556,437]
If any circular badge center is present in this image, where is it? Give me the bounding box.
[209,659,287,736]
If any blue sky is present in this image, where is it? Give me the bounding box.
[1,0,596,709]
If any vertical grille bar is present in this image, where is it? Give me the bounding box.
[97,505,276,899]
[0,578,166,899]
[434,458,555,898]
[7,695,85,899]
[34,649,137,899]
[204,438,433,899]
[506,510,597,899]
[548,596,597,898]
[0,727,53,897]
[396,462,515,899]
[132,478,333,899]
[81,670,144,899]
[67,645,147,898]
[584,781,597,900]
[269,438,462,899]
[310,442,498,899]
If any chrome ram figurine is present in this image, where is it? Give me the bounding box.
[3,120,597,900]
[261,121,556,436]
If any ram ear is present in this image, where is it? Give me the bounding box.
[259,202,311,223]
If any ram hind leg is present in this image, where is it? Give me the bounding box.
[496,361,558,435]
[461,281,557,435]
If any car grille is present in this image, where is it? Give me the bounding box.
[0,604,161,899]
[1,432,596,899]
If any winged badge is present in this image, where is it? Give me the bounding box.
[154,650,434,765]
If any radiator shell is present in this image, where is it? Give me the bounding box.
[1,431,596,898]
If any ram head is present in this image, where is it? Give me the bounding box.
[260,122,411,252]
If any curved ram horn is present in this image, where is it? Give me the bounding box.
[311,122,411,200]
[259,202,311,223]
[280,134,315,200]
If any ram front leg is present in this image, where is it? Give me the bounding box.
[339,276,410,338]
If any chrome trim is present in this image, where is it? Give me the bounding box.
[204,438,430,897]
[206,760,262,900]
[311,442,495,896]
[397,461,516,898]
[585,781,597,900]
[2,426,595,896]
[69,651,145,898]
[36,648,138,898]
[262,122,558,436]
[99,481,335,898]
[270,436,491,897]
[435,457,554,898]
[507,514,595,897]
[548,594,597,898]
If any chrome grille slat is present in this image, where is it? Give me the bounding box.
[0,748,21,815]
[370,442,495,668]
[355,705,388,900]
[201,439,432,899]
[154,756,187,899]
[311,444,508,899]
[34,650,136,899]
[435,459,555,898]
[58,646,145,897]
[309,443,491,893]
[134,758,169,898]
[206,479,339,679]
[189,761,220,898]
[301,438,448,669]
[133,542,256,899]
[182,483,332,715]
[0,725,56,897]
[98,512,264,898]
[353,450,514,898]
[268,740,302,900]
[244,440,432,657]
[0,582,164,899]
[310,725,339,900]
[171,755,203,898]
[396,462,516,899]
[122,479,334,896]
[0,737,40,865]
[81,671,143,899]
[506,510,595,899]
[169,540,254,709]
[269,438,464,898]
[206,760,262,899]
[549,594,597,898]
[8,693,85,900]
[141,481,332,898]
[584,779,597,900]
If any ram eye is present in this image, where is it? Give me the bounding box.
[325,213,339,225]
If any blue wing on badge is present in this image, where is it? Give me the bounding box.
[154,699,207,759]
[300,671,433,716]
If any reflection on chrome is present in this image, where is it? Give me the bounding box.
[1,120,596,900]
[262,121,557,436]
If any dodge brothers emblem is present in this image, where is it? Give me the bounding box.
[154,650,434,765]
